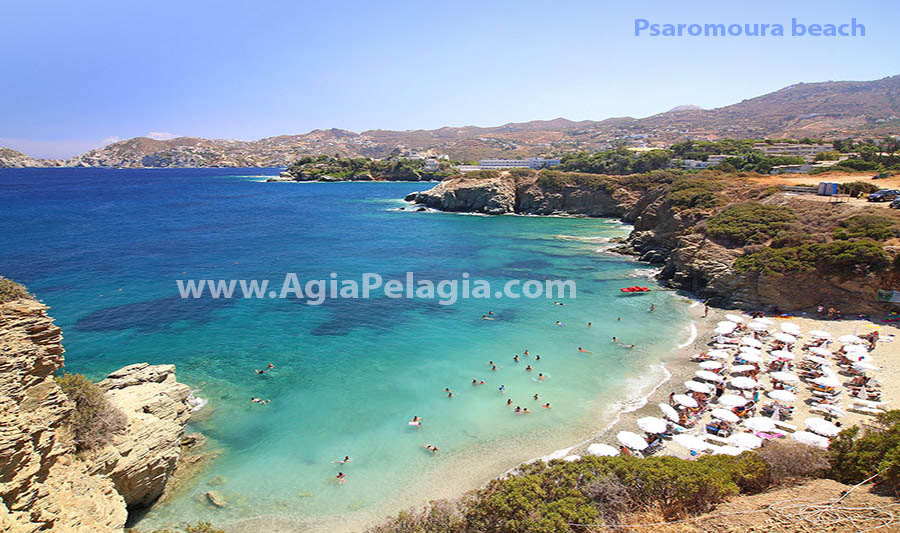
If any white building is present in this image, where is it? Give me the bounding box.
[680,159,713,169]
[423,160,440,172]
[752,143,833,161]
[477,157,561,169]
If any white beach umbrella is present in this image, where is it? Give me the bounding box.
[813,376,841,388]
[805,418,840,437]
[699,361,723,370]
[717,321,738,331]
[737,352,762,364]
[773,333,798,344]
[587,443,620,457]
[740,346,763,356]
[731,376,759,390]
[768,390,797,403]
[711,408,739,423]
[563,454,581,462]
[747,322,769,332]
[637,417,669,434]
[769,371,800,384]
[696,370,724,383]
[744,417,777,432]
[755,317,775,325]
[658,402,680,422]
[731,364,756,374]
[707,349,731,359]
[715,326,736,336]
[844,344,868,355]
[741,336,763,348]
[719,394,749,407]
[726,314,745,323]
[780,323,802,336]
[673,434,709,451]
[810,330,832,340]
[838,335,865,344]
[672,394,698,408]
[712,445,746,456]
[792,431,829,449]
[808,347,833,358]
[684,380,713,394]
[542,448,570,461]
[730,433,763,449]
[617,431,648,450]
[805,355,832,366]
[770,350,795,360]
[853,361,879,372]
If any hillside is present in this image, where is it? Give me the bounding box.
[2,75,899,168]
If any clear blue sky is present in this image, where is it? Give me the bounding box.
[1,0,897,158]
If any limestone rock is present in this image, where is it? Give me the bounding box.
[414,177,516,214]
[87,363,192,508]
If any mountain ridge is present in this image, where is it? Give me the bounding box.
[3,75,899,168]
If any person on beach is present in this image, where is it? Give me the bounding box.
[578,347,592,354]
[620,445,631,456]
[334,456,351,464]
[423,444,439,454]
[703,303,709,318]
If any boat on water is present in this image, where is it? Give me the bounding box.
[619,286,651,294]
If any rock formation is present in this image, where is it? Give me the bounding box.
[406,175,900,314]
[0,291,197,531]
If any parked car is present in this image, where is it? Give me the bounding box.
[867,189,900,202]
[890,198,900,209]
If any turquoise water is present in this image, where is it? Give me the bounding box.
[0,169,691,531]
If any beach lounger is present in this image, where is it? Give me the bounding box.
[704,434,730,446]
[773,420,797,432]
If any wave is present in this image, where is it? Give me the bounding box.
[677,321,698,349]
[553,234,613,243]
[627,267,662,278]
[187,390,208,412]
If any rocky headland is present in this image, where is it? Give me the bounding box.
[0,288,200,532]
[405,171,900,314]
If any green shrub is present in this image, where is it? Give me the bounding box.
[56,372,127,452]
[839,181,881,197]
[696,452,773,494]
[834,214,898,241]
[667,177,723,210]
[735,239,890,276]
[705,203,795,245]
[0,277,30,303]
[828,410,900,495]
[835,159,881,172]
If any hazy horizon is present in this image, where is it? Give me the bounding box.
[2,0,897,158]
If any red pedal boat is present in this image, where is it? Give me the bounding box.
[619,286,651,293]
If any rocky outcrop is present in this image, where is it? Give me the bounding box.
[0,292,197,531]
[406,176,900,314]
[0,148,62,169]
[0,297,127,532]
[87,363,193,508]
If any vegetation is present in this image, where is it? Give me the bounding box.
[757,440,829,483]
[839,181,881,197]
[56,372,127,452]
[734,239,890,277]
[0,277,30,303]
[286,155,451,181]
[149,522,226,533]
[705,203,795,245]
[558,148,672,175]
[834,214,898,241]
[828,410,900,495]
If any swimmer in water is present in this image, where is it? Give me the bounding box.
[624,344,635,349]
[336,472,346,484]
[649,304,655,312]
[523,350,529,356]
[491,364,497,371]
[411,416,422,425]
[556,321,564,327]
[538,373,545,381]
[472,379,478,385]
[488,311,494,316]
[587,322,592,327]
[443,387,451,393]
[612,336,619,344]
[542,403,551,409]
[498,385,505,393]
[554,301,565,306]
[617,317,621,321]
[533,393,539,400]
[481,315,494,320]
[507,398,513,406]
[525,365,533,371]
[423,444,439,454]
[513,355,519,362]
[523,407,531,414]
[515,406,521,413]
[535,354,541,361]
[447,391,454,398]
[334,456,351,464]
[578,347,592,354]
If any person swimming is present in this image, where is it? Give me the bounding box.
[649,304,655,312]
[554,301,565,306]
[254,363,274,375]
[522,407,531,414]
[409,416,422,427]
[515,406,521,413]
[535,354,541,361]
[472,379,478,385]
[506,398,513,406]
[587,322,592,327]
[578,347,592,354]
[498,385,505,393]
[488,311,494,316]
[423,444,439,454]
[542,403,551,409]
[250,397,270,404]
[525,365,533,371]
[523,350,529,356]
[481,315,494,320]
[533,393,539,400]
[556,321,564,327]
[513,355,519,362]
[491,364,497,371]
[538,373,545,381]
[334,455,351,464]
[447,391,454,398]
[336,472,346,484]
[611,336,619,344]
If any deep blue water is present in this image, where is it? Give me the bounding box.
[0,168,691,531]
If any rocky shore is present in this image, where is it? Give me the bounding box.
[405,173,900,314]
[0,295,199,532]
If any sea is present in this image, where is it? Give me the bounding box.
[0,168,693,531]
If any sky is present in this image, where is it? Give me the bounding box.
[1,0,898,158]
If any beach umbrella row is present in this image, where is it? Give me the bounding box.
[719,394,749,407]
[711,408,739,423]
[673,394,698,408]
[730,376,759,390]
[696,370,724,383]
[658,402,679,422]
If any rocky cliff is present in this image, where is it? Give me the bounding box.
[407,175,900,314]
[0,291,196,531]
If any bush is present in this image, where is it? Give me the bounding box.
[834,214,898,241]
[839,181,881,197]
[56,372,127,452]
[835,159,881,172]
[696,452,773,494]
[705,203,795,245]
[366,500,465,533]
[828,410,900,495]
[735,239,890,276]
[756,440,829,483]
[0,277,30,303]
[667,177,723,211]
